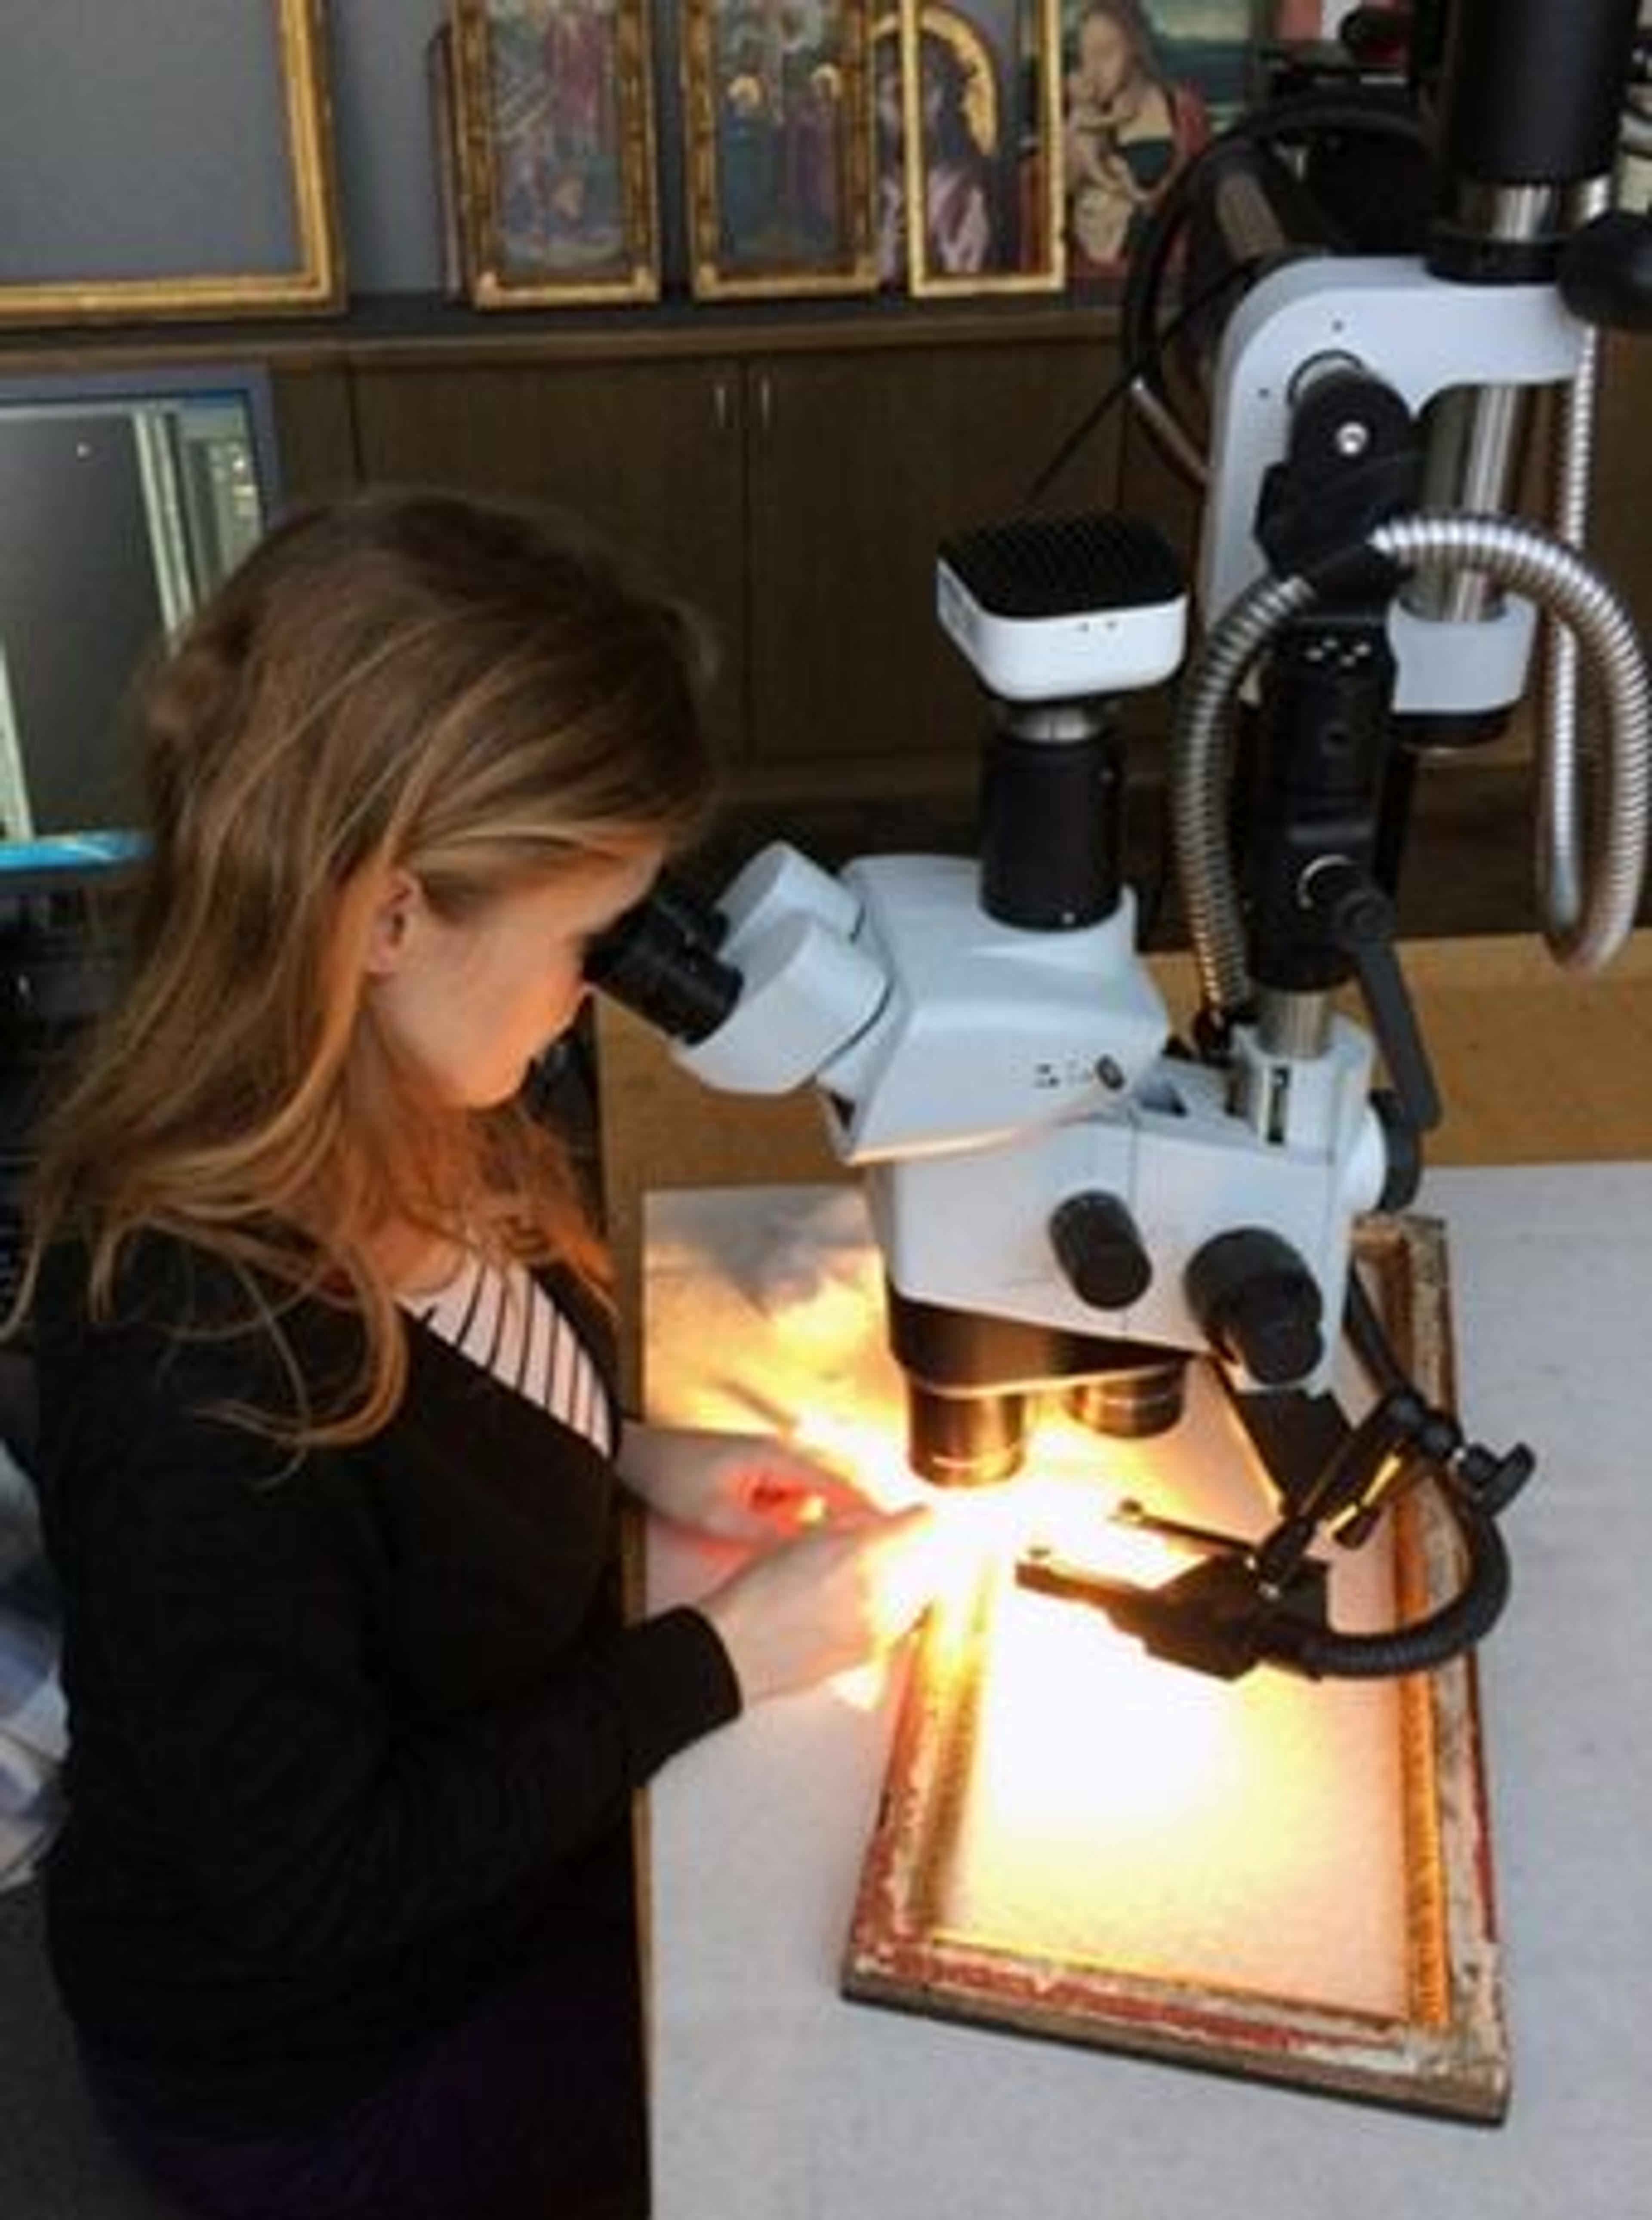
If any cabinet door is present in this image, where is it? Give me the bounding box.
[270,365,359,506]
[350,359,748,756]
[745,337,1126,797]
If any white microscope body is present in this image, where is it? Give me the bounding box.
[675,834,1386,1404]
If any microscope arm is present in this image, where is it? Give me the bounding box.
[1015,1443,1515,1682]
[1016,1272,1532,1683]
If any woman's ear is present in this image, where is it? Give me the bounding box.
[363,868,425,978]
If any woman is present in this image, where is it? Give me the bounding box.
[18,491,938,2220]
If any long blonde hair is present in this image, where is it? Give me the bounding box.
[20,490,718,1443]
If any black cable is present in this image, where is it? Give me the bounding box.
[1291,1478,1511,1677]
[1026,91,1430,513]
[1282,1242,1519,1678]
[1023,256,1259,508]
[1021,353,1138,511]
[1343,1258,1411,1397]
[1120,91,1433,413]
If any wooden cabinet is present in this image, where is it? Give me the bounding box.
[349,354,750,754]
[340,317,1127,804]
[15,298,1639,853]
[745,336,1124,794]
[268,361,359,508]
[0,302,1135,823]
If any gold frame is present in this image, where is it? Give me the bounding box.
[0,0,342,329]
[450,0,660,309]
[897,0,1066,298]
[683,0,878,302]
[844,1217,1511,2122]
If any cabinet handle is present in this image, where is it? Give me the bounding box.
[755,373,774,437]
[712,377,734,436]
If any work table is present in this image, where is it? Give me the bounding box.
[641,1162,1651,2220]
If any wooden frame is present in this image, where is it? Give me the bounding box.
[844,1217,1511,2121]
[0,0,342,328]
[683,0,878,301]
[450,0,660,308]
[888,0,1066,297]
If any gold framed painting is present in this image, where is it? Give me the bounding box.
[880,0,1066,296]
[1060,0,1267,287]
[683,0,879,301]
[0,0,342,328]
[450,0,661,308]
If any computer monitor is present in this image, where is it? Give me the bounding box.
[0,360,282,892]
[0,364,283,1309]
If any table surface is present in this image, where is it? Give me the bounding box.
[643,1163,1652,2220]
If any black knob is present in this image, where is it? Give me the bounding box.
[1185,1229,1324,1386]
[1049,1192,1153,1311]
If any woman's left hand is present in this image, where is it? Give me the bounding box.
[618,1421,881,1544]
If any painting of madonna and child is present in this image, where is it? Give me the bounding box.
[1060,0,1332,281]
[878,0,1322,296]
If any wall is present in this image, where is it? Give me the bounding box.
[330,0,450,291]
[0,1,695,300]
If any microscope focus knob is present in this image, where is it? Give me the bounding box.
[1185,1229,1324,1386]
[1049,1192,1153,1311]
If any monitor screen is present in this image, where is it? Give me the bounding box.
[0,361,282,890]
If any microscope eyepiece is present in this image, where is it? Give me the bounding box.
[583,874,743,1045]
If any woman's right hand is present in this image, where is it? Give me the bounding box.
[695,1505,943,1705]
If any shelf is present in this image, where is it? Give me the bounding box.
[0,289,1126,374]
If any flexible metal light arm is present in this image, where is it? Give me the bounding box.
[1174,511,1652,1022]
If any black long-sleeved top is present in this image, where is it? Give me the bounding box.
[31,1232,740,2134]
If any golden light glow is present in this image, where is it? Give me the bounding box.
[822,1432,1405,2007]
[918,1450,1409,2011]
[969,1564,1233,1846]
[789,1408,925,1512]
[646,1190,1412,2013]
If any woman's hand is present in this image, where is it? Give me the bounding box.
[619,1420,883,1544]
[695,1503,946,1704]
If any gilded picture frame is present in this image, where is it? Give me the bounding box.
[0,0,343,329]
[683,0,879,302]
[450,0,661,308]
[886,0,1066,298]
[843,1217,1511,2122]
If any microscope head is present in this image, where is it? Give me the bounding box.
[585,513,1384,1498]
